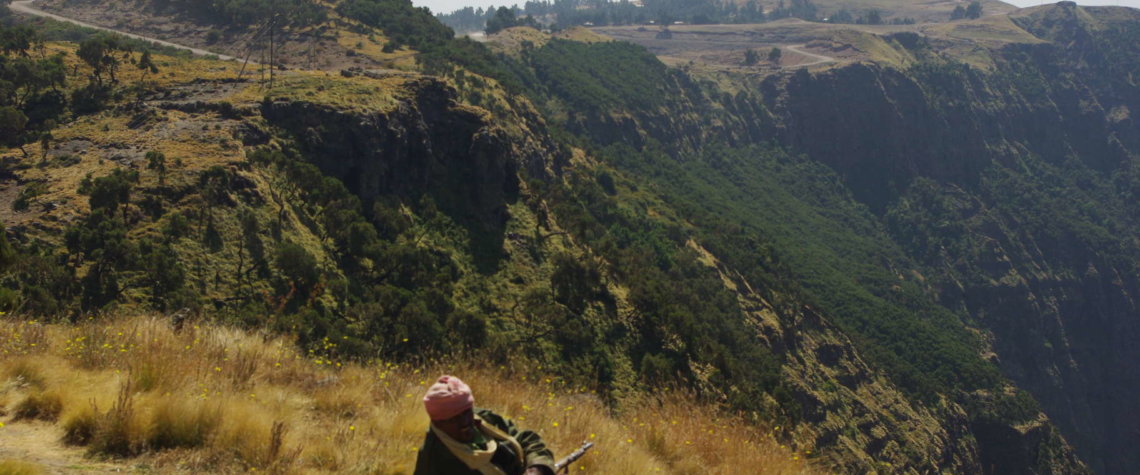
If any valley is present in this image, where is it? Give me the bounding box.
[2,0,1139,472]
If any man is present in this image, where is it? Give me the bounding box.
[414,375,556,475]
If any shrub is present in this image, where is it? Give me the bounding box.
[274,241,319,294]
[212,402,282,466]
[61,403,98,445]
[162,212,191,239]
[12,389,63,421]
[70,83,112,115]
[89,382,146,456]
[12,182,47,212]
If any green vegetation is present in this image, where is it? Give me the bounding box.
[483,6,539,34]
[743,48,759,66]
[951,2,983,21]
[438,0,779,31]
[0,24,67,155]
[595,143,1001,398]
[337,0,451,51]
[539,156,794,416]
[1,2,1136,470]
[495,36,998,399]
[522,40,672,112]
[337,0,521,89]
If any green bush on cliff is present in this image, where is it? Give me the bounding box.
[544,152,794,418]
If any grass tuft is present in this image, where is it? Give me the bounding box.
[89,381,147,457]
[12,389,64,421]
[2,357,46,389]
[147,396,221,450]
[61,402,98,445]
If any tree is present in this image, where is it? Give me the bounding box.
[77,34,127,85]
[275,241,320,295]
[199,165,232,206]
[951,5,966,20]
[865,9,883,25]
[39,130,51,161]
[138,239,185,310]
[0,106,28,153]
[966,1,983,19]
[0,223,15,272]
[485,7,517,34]
[551,252,603,314]
[203,218,223,253]
[0,25,35,56]
[830,9,854,23]
[146,150,166,185]
[768,47,782,64]
[87,169,137,219]
[743,49,759,66]
[136,50,158,84]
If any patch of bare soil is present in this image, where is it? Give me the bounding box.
[0,420,130,473]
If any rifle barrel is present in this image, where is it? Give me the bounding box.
[554,442,594,470]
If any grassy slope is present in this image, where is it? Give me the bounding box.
[0,315,815,473]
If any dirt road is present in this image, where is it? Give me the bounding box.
[9,0,244,62]
[784,43,835,67]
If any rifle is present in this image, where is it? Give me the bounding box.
[554,441,594,474]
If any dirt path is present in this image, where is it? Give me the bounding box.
[9,0,244,62]
[784,43,836,67]
[0,421,128,473]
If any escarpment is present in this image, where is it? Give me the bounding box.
[752,8,1140,472]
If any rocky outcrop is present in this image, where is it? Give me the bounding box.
[263,78,516,216]
[260,76,565,272]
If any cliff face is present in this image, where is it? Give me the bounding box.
[759,6,1140,472]
[260,76,567,273]
[263,78,517,226]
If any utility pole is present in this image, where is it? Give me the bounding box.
[269,7,276,89]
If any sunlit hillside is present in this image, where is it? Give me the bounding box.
[0,315,816,473]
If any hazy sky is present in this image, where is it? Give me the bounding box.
[1003,0,1140,6]
[413,0,506,14]
[412,0,1140,15]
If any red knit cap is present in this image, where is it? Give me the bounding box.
[423,375,475,420]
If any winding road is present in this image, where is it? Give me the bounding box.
[8,0,243,61]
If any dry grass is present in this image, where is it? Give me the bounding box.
[0,459,45,475]
[262,71,406,113]
[0,315,817,473]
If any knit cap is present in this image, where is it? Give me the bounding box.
[423,375,474,420]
